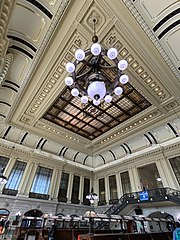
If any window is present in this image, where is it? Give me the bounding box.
[169,156,180,186]
[31,166,53,194]
[98,178,106,204]
[120,171,131,194]
[5,160,26,190]
[0,156,9,169]
[58,172,69,202]
[109,175,118,201]
[83,178,90,205]
[71,175,80,204]
[137,163,163,190]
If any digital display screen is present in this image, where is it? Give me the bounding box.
[139,191,149,201]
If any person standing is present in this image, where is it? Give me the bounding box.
[48,222,56,240]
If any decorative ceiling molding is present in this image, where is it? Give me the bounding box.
[0,0,16,70]
[123,0,180,80]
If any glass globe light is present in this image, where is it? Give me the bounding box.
[107,48,118,60]
[0,175,7,184]
[120,74,129,84]
[114,86,123,96]
[105,95,112,103]
[118,60,128,70]
[66,62,75,73]
[81,96,88,104]
[91,43,101,56]
[93,99,100,106]
[75,49,85,61]
[87,81,106,100]
[65,76,74,86]
[71,88,79,97]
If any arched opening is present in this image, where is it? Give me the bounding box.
[0,209,9,218]
[24,209,43,217]
[148,211,175,232]
[56,213,65,218]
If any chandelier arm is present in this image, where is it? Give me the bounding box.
[74,67,94,81]
[81,59,93,68]
[75,82,88,96]
[98,57,120,70]
[111,77,120,89]
[99,64,118,70]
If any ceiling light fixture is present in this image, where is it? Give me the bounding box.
[65,19,129,106]
[0,167,8,185]
[86,188,98,204]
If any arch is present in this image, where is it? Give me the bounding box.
[148,211,174,220]
[24,209,43,217]
[148,211,175,232]
[0,208,10,216]
[56,213,65,218]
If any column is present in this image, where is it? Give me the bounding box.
[93,175,98,206]
[23,162,38,195]
[3,157,16,177]
[18,161,33,195]
[132,167,141,192]
[156,159,169,187]
[116,173,123,199]
[48,168,58,200]
[93,175,98,196]
[105,176,109,204]
[128,168,136,192]
[78,174,83,204]
[67,173,73,203]
[53,169,62,200]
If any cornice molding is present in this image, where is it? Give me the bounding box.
[0,0,16,70]
[123,0,180,80]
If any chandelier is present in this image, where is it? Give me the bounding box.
[86,188,98,204]
[65,19,129,106]
[0,167,8,185]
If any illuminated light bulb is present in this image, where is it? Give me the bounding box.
[75,49,85,61]
[120,74,129,84]
[65,77,74,86]
[93,99,100,106]
[81,96,88,104]
[114,86,123,95]
[118,59,128,70]
[107,48,118,60]
[71,88,79,96]
[105,95,112,103]
[66,62,75,73]
[87,81,106,100]
[91,43,101,56]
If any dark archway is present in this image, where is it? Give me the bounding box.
[56,213,65,218]
[148,211,174,221]
[148,211,175,232]
[24,209,43,217]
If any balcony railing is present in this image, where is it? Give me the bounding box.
[105,187,180,216]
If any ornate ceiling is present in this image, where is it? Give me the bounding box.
[0,0,179,168]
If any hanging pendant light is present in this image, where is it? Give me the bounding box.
[65,19,129,106]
